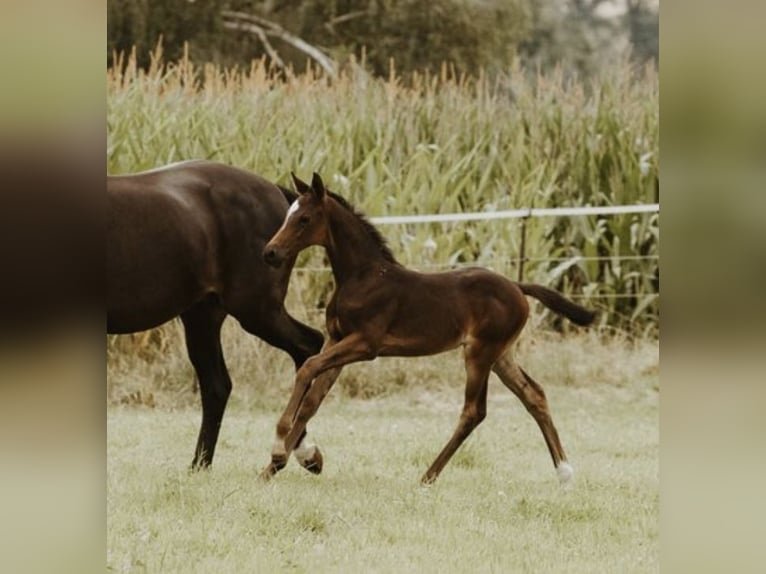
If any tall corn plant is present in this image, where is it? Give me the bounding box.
[108,50,658,344]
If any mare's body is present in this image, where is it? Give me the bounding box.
[261,173,595,484]
[107,160,323,467]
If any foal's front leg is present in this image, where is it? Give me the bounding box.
[266,338,339,475]
[288,366,342,472]
[260,333,374,480]
[275,366,343,475]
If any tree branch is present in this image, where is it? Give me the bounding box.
[221,10,337,78]
[221,20,286,72]
[324,9,370,36]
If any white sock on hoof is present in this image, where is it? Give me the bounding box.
[271,436,287,457]
[294,440,317,465]
[557,461,574,484]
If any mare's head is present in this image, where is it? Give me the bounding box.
[263,172,329,268]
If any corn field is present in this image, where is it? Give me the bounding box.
[107,48,658,364]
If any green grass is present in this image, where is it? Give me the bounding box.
[107,336,658,573]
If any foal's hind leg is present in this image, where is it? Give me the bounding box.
[235,306,325,471]
[421,343,499,485]
[181,299,230,470]
[492,353,573,483]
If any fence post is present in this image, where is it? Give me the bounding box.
[517,212,530,282]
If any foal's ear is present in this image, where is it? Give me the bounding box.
[311,172,326,199]
[291,172,312,195]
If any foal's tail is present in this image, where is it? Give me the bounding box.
[518,283,597,327]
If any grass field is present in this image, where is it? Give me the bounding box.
[107,334,658,573]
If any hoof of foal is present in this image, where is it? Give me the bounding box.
[271,452,288,472]
[258,464,278,482]
[557,461,574,485]
[299,447,323,475]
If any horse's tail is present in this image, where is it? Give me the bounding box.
[518,283,597,327]
[277,184,299,205]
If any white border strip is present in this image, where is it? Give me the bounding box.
[369,203,659,225]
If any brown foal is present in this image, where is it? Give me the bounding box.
[261,173,596,485]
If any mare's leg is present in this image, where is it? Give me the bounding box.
[237,307,323,369]
[181,299,230,469]
[491,353,573,483]
[260,333,374,480]
[420,342,499,485]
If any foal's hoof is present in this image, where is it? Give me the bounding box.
[270,452,288,472]
[258,464,278,482]
[299,447,324,475]
[557,462,574,485]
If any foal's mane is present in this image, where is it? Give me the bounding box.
[327,191,398,264]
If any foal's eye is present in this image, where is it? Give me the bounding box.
[299,214,311,226]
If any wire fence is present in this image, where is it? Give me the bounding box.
[284,202,660,332]
[293,254,659,273]
[291,202,660,279]
[368,203,660,225]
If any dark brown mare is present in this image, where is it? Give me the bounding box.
[260,173,596,485]
[107,160,324,469]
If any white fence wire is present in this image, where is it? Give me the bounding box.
[369,203,659,225]
[291,202,660,310]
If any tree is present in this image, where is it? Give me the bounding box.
[517,0,658,76]
[624,0,659,65]
[108,0,233,68]
[226,0,529,76]
[107,0,657,77]
[108,0,529,75]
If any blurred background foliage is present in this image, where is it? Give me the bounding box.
[107,0,658,78]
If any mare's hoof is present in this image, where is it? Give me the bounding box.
[420,473,437,486]
[299,447,324,475]
[189,460,212,473]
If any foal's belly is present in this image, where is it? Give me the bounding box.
[376,330,463,358]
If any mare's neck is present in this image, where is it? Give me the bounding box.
[324,199,393,284]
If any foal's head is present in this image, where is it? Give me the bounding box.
[263,172,329,268]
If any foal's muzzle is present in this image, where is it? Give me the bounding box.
[263,245,285,268]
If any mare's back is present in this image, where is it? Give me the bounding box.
[107,161,288,332]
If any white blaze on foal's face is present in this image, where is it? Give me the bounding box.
[286,199,300,220]
[274,199,302,235]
